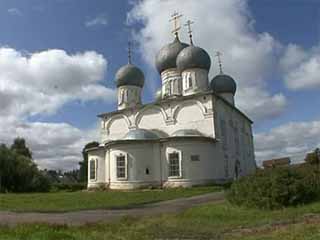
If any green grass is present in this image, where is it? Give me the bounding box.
[0,186,220,212]
[1,199,320,239]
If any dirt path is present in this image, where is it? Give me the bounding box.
[0,192,225,226]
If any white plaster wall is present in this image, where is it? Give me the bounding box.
[182,68,209,96]
[101,93,215,143]
[108,142,161,189]
[161,68,182,98]
[161,140,224,187]
[214,96,256,179]
[118,85,142,110]
[87,148,106,189]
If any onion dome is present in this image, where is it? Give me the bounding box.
[115,64,145,88]
[154,88,162,101]
[210,74,237,95]
[176,45,211,72]
[155,37,189,73]
[172,129,203,137]
[124,129,159,140]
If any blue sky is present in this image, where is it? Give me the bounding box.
[0,0,319,169]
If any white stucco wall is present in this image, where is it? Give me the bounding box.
[117,85,142,110]
[182,68,209,96]
[107,142,161,189]
[87,148,106,189]
[89,92,255,190]
[161,140,223,187]
[213,96,256,179]
[101,93,215,143]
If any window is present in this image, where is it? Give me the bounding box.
[89,159,97,181]
[116,155,127,179]
[168,152,181,177]
[191,155,200,161]
[188,75,193,88]
[220,119,227,150]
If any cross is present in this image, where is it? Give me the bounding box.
[127,41,132,64]
[184,20,194,45]
[215,51,223,74]
[170,11,183,37]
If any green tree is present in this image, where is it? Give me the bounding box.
[305,148,320,165]
[11,138,32,159]
[79,141,99,183]
[0,139,51,193]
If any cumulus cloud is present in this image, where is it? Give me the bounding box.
[254,120,320,165]
[85,14,108,27]
[0,47,115,117]
[0,47,115,169]
[281,44,320,90]
[127,0,287,121]
[0,118,99,170]
[8,8,23,16]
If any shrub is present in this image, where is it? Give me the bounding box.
[227,164,320,209]
[51,183,86,192]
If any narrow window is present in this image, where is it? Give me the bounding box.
[116,155,126,179]
[89,159,96,180]
[191,155,200,161]
[220,119,227,150]
[188,75,193,88]
[168,152,180,177]
[145,168,149,175]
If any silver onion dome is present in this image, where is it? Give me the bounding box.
[154,88,162,102]
[176,45,211,72]
[115,64,145,88]
[155,37,189,74]
[210,74,237,95]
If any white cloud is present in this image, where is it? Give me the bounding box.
[85,14,108,27]
[0,47,115,118]
[0,118,99,170]
[8,8,23,16]
[0,47,115,169]
[254,120,320,165]
[281,44,320,90]
[127,0,287,121]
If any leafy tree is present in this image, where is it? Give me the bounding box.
[79,141,99,183]
[11,138,32,159]
[305,148,320,165]
[0,139,51,193]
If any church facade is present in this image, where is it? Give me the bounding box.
[86,26,256,190]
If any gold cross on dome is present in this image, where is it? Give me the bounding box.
[184,20,194,44]
[215,51,224,74]
[170,11,183,37]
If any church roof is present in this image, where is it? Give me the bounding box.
[172,129,204,137]
[155,36,189,73]
[115,64,145,88]
[210,74,237,95]
[176,45,211,72]
[124,129,160,140]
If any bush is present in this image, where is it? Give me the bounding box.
[51,183,86,192]
[227,165,320,209]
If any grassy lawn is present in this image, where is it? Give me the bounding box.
[0,186,221,212]
[1,200,320,239]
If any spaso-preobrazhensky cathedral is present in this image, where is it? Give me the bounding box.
[86,14,256,189]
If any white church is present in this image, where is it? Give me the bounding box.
[87,16,256,190]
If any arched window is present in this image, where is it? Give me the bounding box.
[116,154,127,179]
[168,151,181,178]
[89,159,97,181]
